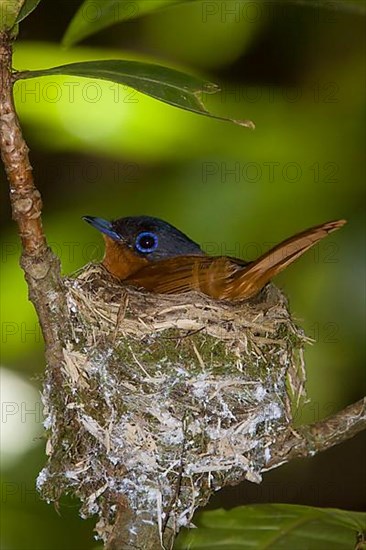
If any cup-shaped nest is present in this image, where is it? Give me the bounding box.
[37,264,308,548]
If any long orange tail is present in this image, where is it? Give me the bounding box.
[223,219,346,300]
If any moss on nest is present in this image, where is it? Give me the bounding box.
[37,264,309,547]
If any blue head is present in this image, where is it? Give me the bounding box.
[83,215,204,261]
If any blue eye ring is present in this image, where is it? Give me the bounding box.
[135,231,158,254]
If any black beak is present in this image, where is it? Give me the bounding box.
[82,216,122,241]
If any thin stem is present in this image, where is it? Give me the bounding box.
[0,30,68,375]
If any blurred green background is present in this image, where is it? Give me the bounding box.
[1,1,365,549]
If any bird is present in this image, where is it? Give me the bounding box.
[83,215,346,301]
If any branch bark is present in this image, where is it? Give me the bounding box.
[0,30,69,377]
[266,397,366,471]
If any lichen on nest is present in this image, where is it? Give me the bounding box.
[37,263,309,547]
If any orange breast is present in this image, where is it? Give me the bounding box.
[102,236,149,280]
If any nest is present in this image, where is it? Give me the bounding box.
[37,264,308,549]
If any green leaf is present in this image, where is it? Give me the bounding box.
[175,504,366,550]
[62,0,190,47]
[16,0,42,23]
[16,60,255,128]
[0,0,25,29]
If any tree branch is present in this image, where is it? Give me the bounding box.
[266,397,366,471]
[0,30,69,375]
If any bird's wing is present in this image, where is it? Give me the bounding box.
[125,255,239,297]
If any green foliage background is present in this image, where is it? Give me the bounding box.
[0,1,365,549]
